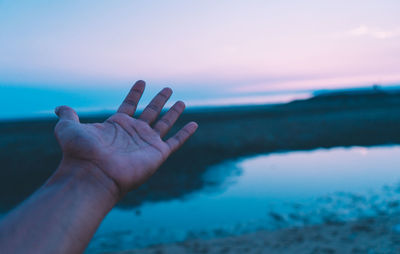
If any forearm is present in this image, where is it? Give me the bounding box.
[0,158,119,254]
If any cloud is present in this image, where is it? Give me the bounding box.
[349,25,400,39]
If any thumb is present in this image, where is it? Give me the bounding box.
[55,105,79,122]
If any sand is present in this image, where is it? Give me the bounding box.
[112,214,400,254]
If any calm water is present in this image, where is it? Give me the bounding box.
[87,145,400,252]
[0,85,311,120]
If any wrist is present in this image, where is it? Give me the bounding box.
[47,157,121,206]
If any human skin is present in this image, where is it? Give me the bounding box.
[0,80,198,253]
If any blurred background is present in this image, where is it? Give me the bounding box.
[1,1,400,253]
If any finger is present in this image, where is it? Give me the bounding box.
[139,87,172,124]
[55,105,79,123]
[166,121,198,154]
[154,101,186,137]
[117,80,146,116]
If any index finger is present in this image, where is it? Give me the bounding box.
[117,80,146,116]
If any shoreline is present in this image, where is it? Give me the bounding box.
[86,172,400,253]
[2,90,400,253]
[112,214,400,254]
[2,90,400,211]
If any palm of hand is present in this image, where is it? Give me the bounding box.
[55,81,197,194]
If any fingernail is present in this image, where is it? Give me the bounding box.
[55,106,60,115]
[190,122,198,131]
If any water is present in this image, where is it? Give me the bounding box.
[0,85,311,120]
[87,145,400,252]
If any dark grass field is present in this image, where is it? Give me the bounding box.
[2,89,400,212]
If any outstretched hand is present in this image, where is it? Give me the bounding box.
[54,80,198,198]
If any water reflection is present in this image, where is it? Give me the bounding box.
[234,146,400,199]
[87,145,400,253]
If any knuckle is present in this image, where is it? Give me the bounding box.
[158,91,169,99]
[147,103,160,112]
[170,107,181,114]
[131,88,143,94]
[181,128,191,136]
[166,141,173,151]
[174,134,182,143]
[159,118,171,127]
[113,113,131,122]
[134,118,150,129]
[124,98,137,106]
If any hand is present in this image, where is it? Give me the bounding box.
[54,80,198,198]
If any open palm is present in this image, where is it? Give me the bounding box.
[54,80,197,195]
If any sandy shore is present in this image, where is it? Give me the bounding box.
[112,214,400,254]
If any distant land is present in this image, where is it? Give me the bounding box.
[1,83,400,120]
[1,87,400,212]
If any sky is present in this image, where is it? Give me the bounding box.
[1,0,400,118]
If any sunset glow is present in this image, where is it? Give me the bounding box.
[1,0,399,117]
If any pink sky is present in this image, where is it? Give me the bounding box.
[0,0,399,94]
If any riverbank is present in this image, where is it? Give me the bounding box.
[113,214,400,254]
[3,89,400,253]
[1,89,400,211]
[85,170,400,253]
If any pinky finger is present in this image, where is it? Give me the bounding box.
[166,122,198,154]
